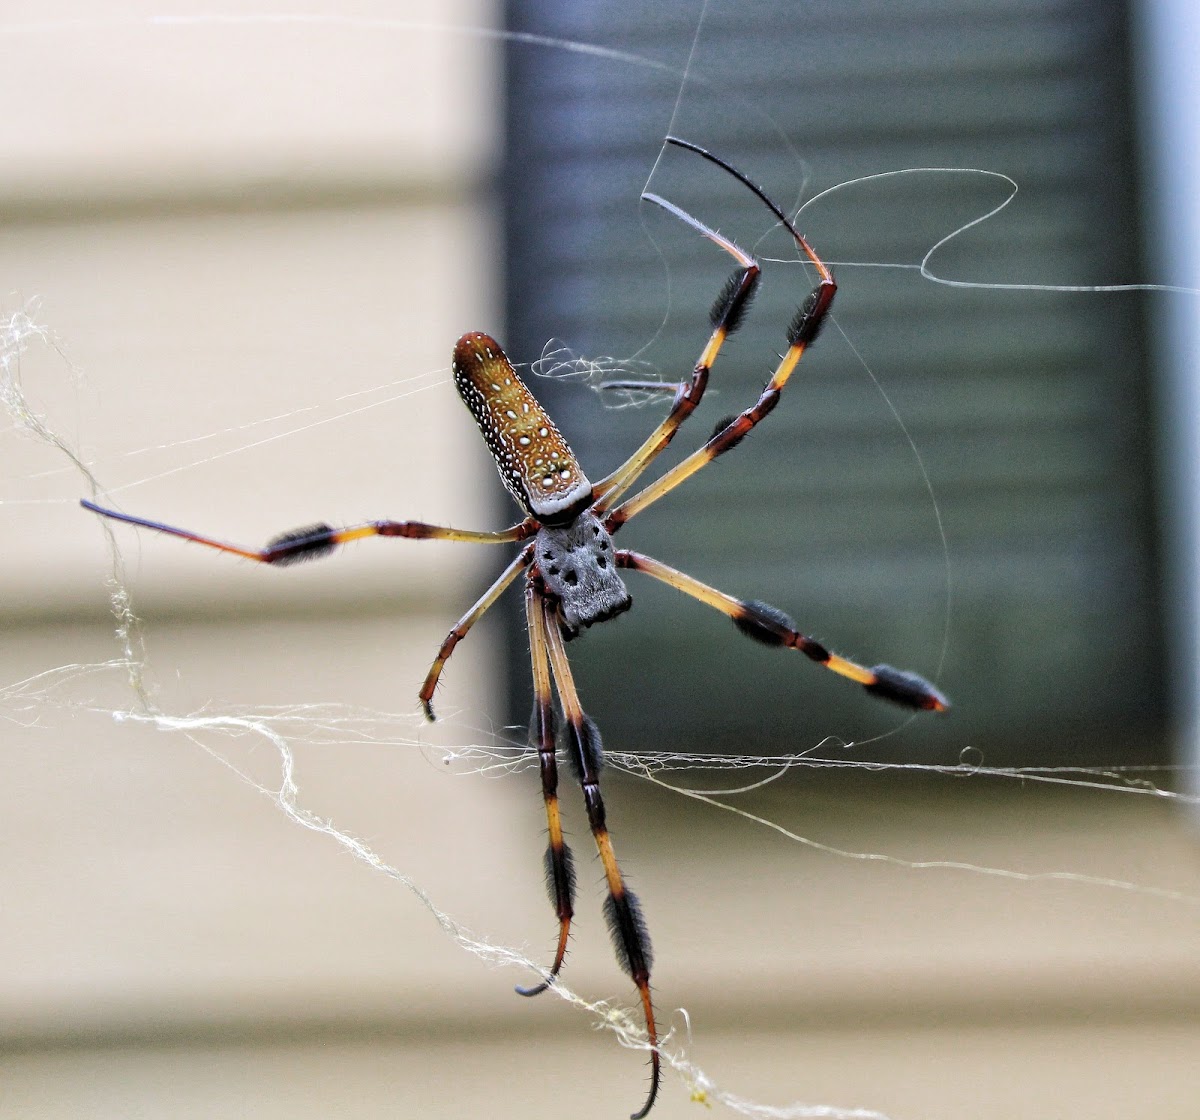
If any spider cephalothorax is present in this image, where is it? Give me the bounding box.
[81,138,949,1119]
[533,512,630,636]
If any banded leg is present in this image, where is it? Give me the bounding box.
[606,271,833,531]
[617,550,949,712]
[605,138,838,531]
[81,498,535,564]
[419,547,532,720]
[592,193,761,511]
[515,580,576,996]
[541,594,660,1120]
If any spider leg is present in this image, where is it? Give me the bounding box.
[419,545,533,720]
[514,578,576,998]
[604,138,838,531]
[592,194,761,512]
[605,267,834,531]
[541,592,660,1120]
[617,550,949,712]
[81,498,535,563]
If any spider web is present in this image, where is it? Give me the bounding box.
[3,303,904,1120]
[7,300,1199,1116]
[3,8,1200,1120]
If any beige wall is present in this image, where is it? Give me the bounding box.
[2,8,1198,1120]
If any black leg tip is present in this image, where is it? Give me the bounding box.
[514,979,550,997]
[864,664,950,712]
[629,1053,661,1120]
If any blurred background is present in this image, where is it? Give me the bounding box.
[1,2,1198,1118]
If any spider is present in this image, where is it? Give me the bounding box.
[82,137,949,1119]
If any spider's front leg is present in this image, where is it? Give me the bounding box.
[514,578,576,998]
[537,591,660,1120]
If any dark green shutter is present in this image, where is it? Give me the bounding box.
[502,0,1162,764]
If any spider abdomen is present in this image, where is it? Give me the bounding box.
[452,332,593,524]
[535,512,631,636]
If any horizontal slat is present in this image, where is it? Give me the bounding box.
[0,4,499,207]
[504,0,1158,756]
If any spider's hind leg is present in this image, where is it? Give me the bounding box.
[591,192,762,512]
